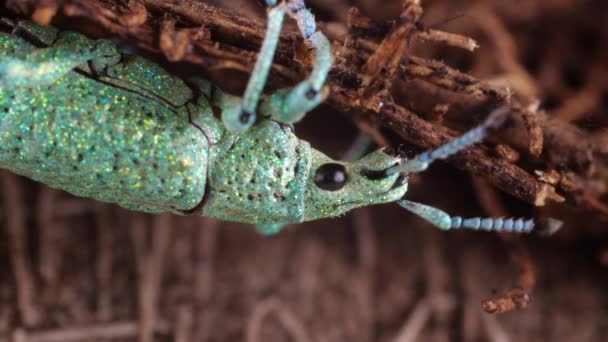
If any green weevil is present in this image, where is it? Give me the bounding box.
[0,0,561,235]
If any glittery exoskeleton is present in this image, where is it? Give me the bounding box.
[0,23,212,213]
[0,20,407,226]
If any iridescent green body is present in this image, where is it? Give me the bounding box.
[0,21,407,226]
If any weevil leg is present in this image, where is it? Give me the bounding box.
[397,200,562,235]
[0,32,36,59]
[344,131,374,162]
[259,0,332,125]
[284,0,332,105]
[11,20,60,46]
[241,1,286,117]
[387,107,510,174]
[0,31,119,88]
[256,223,286,235]
[222,1,287,133]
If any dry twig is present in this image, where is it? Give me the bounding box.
[481,246,534,314]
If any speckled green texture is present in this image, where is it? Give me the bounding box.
[0,24,210,213]
[203,120,310,224]
[0,21,410,226]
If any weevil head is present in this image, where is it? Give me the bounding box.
[202,120,408,225]
[302,147,409,221]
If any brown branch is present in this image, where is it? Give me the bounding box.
[519,102,544,157]
[417,29,479,52]
[361,0,422,96]
[481,246,534,314]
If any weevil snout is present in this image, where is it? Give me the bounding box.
[360,148,409,190]
[392,173,409,190]
[360,165,408,190]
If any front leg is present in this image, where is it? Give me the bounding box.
[0,30,119,88]
[259,0,332,125]
[223,0,333,133]
[222,1,287,133]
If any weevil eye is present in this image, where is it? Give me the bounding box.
[314,163,348,191]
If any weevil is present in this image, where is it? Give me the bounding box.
[0,0,561,235]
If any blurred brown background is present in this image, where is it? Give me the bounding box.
[1,0,608,341]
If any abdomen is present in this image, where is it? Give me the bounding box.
[0,70,208,213]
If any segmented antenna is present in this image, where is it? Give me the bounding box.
[450,216,533,232]
[397,200,562,235]
[386,106,510,175]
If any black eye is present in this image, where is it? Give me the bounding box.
[314,163,348,191]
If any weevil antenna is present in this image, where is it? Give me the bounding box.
[386,106,510,175]
[397,200,562,236]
